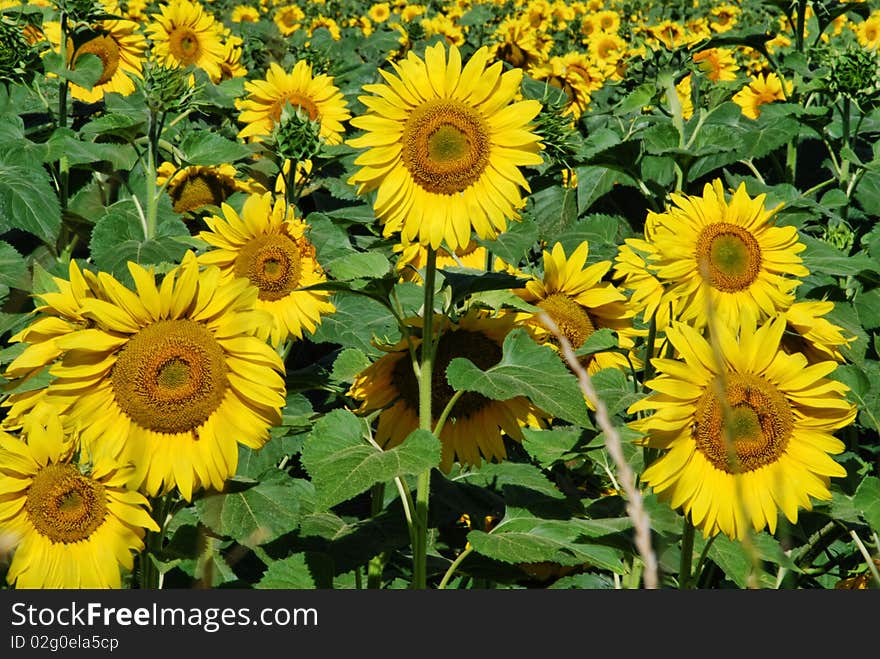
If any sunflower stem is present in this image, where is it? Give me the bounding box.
[366,483,386,589]
[145,109,160,241]
[438,545,473,590]
[412,246,438,590]
[679,518,695,589]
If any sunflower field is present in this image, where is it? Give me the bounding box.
[0,0,879,592]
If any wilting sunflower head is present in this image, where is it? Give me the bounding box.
[349,310,550,472]
[236,59,351,145]
[198,192,335,346]
[348,41,544,251]
[41,252,286,501]
[644,178,809,333]
[629,318,855,540]
[0,401,160,589]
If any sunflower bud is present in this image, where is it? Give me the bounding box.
[0,17,42,88]
[826,45,880,105]
[267,102,322,163]
[530,86,581,170]
[141,60,200,114]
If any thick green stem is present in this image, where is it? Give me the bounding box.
[412,247,437,590]
[367,483,386,589]
[679,518,695,589]
[145,110,160,240]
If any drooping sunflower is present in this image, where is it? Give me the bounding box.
[156,161,261,215]
[692,47,739,83]
[236,60,351,144]
[0,403,159,589]
[349,310,550,473]
[2,260,104,429]
[197,192,335,346]
[644,178,809,333]
[145,0,226,83]
[43,2,147,104]
[629,318,856,540]
[41,252,286,501]
[516,242,641,375]
[348,41,544,251]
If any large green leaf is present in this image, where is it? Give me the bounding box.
[310,292,400,355]
[178,131,253,166]
[801,235,878,277]
[853,476,880,533]
[708,533,797,589]
[43,128,138,171]
[467,515,626,573]
[300,409,441,509]
[89,199,190,284]
[0,160,61,244]
[195,474,314,548]
[0,241,27,290]
[521,427,586,469]
[256,553,333,589]
[446,327,592,427]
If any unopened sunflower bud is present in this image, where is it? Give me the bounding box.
[269,103,323,162]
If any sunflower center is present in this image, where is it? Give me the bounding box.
[537,293,595,349]
[26,464,107,544]
[234,233,303,301]
[111,319,228,434]
[401,99,491,195]
[169,27,201,65]
[271,93,319,123]
[171,172,237,214]
[75,34,120,86]
[695,222,762,292]
[693,373,794,473]
[393,329,502,422]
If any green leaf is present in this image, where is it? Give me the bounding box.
[0,161,61,244]
[575,166,624,214]
[467,517,625,573]
[574,328,620,357]
[801,236,877,276]
[554,214,631,266]
[178,131,252,166]
[256,553,330,589]
[300,409,441,509]
[324,250,390,281]
[42,52,103,89]
[439,269,529,308]
[310,292,400,355]
[853,476,880,533]
[330,347,370,383]
[708,533,796,588]
[466,461,566,500]
[590,368,643,417]
[89,199,190,285]
[446,327,592,427]
[521,427,586,469]
[195,475,314,548]
[42,128,138,171]
[0,241,27,290]
[477,215,539,267]
[528,181,577,237]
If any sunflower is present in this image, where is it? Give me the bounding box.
[613,238,677,330]
[368,2,391,23]
[273,5,304,36]
[0,403,159,589]
[231,5,260,23]
[197,192,335,346]
[156,161,260,214]
[348,42,544,251]
[516,242,641,375]
[854,13,880,49]
[146,0,226,83]
[643,179,808,333]
[781,300,855,364]
[529,52,604,119]
[692,47,739,83]
[489,16,552,69]
[629,318,856,540]
[41,252,286,501]
[2,261,104,429]
[49,2,147,104]
[732,72,790,120]
[235,60,351,145]
[348,310,550,472]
